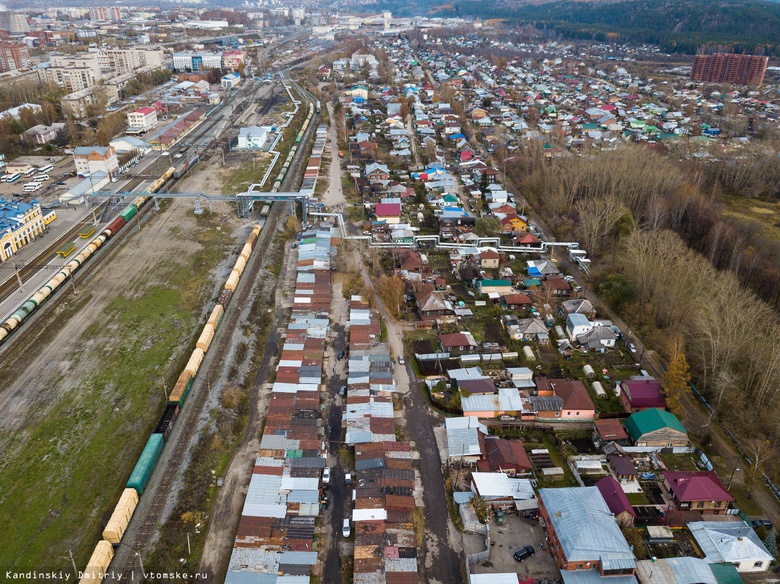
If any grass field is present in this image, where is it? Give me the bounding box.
[221,156,273,194]
[721,197,780,244]
[0,217,233,573]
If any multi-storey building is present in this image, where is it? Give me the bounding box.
[0,42,31,72]
[95,47,165,75]
[89,7,121,22]
[126,106,158,132]
[221,49,244,71]
[691,53,769,86]
[172,52,223,72]
[73,145,119,177]
[0,12,31,35]
[47,67,99,93]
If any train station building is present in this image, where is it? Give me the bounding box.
[0,199,51,262]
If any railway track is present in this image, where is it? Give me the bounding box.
[114,203,285,582]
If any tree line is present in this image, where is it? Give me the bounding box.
[507,142,780,479]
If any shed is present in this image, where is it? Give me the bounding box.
[522,346,535,361]
[625,408,688,447]
[583,364,596,379]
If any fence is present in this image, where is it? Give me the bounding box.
[465,522,491,581]
[459,503,487,535]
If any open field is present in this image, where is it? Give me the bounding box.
[721,197,780,244]
[220,155,274,194]
[0,200,237,573]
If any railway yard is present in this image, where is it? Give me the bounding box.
[0,70,315,579]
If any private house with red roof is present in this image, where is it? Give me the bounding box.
[375,202,401,224]
[516,232,542,248]
[619,378,667,413]
[440,332,478,353]
[662,471,734,515]
[477,436,533,476]
[480,249,500,269]
[595,476,637,526]
[500,293,532,311]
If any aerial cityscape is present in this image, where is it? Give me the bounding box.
[0,1,779,583]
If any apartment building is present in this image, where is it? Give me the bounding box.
[691,53,769,86]
[0,42,31,72]
[126,106,158,132]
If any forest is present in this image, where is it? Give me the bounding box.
[505,143,780,479]
[394,0,780,55]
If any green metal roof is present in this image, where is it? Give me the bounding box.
[625,408,687,440]
[710,562,744,584]
[478,279,512,287]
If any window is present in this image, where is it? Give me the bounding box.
[754,561,764,568]
[696,502,704,509]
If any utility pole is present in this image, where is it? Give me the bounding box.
[135,551,145,575]
[11,260,23,291]
[68,550,78,577]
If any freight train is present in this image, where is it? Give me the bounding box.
[79,223,262,583]
[272,101,315,192]
[0,166,176,347]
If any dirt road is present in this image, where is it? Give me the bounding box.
[356,255,464,584]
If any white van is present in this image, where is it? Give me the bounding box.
[38,164,54,173]
[342,518,351,538]
[23,182,42,192]
[33,174,49,181]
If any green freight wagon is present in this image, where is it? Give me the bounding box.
[126,433,164,495]
[119,205,138,223]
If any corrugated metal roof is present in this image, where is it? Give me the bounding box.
[279,551,318,565]
[539,487,635,565]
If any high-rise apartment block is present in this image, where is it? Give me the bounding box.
[691,53,768,86]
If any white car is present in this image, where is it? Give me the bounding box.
[342,518,351,538]
[628,343,637,354]
[322,467,331,484]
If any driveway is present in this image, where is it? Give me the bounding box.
[469,514,560,580]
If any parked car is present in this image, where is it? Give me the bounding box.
[339,385,347,397]
[513,546,535,562]
[322,466,331,484]
[342,518,351,537]
[398,356,405,365]
[628,343,637,353]
[752,519,773,531]
[345,472,352,486]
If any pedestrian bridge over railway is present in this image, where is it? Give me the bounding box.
[90,190,316,221]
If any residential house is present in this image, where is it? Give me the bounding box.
[500,293,532,311]
[126,106,158,132]
[501,216,527,233]
[478,436,533,476]
[662,471,734,515]
[365,162,390,183]
[516,232,542,248]
[577,325,618,350]
[538,487,636,575]
[509,317,549,343]
[620,379,667,413]
[551,379,595,421]
[595,476,637,527]
[559,298,596,320]
[480,249,500,269]
[375,202,401,224]
[458,378,498,395]
[470,472,536,512]
[476,279,513,297]
[440,332,479,353]
[624,409,688,448]
[542,276,572,297]
[636,557,741,584]
[566,313,592,341]
[414,290,454,319]
[444,416,487,465]
[593,419,630,447]
[607,454,637,481]
[689,521,773,572]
